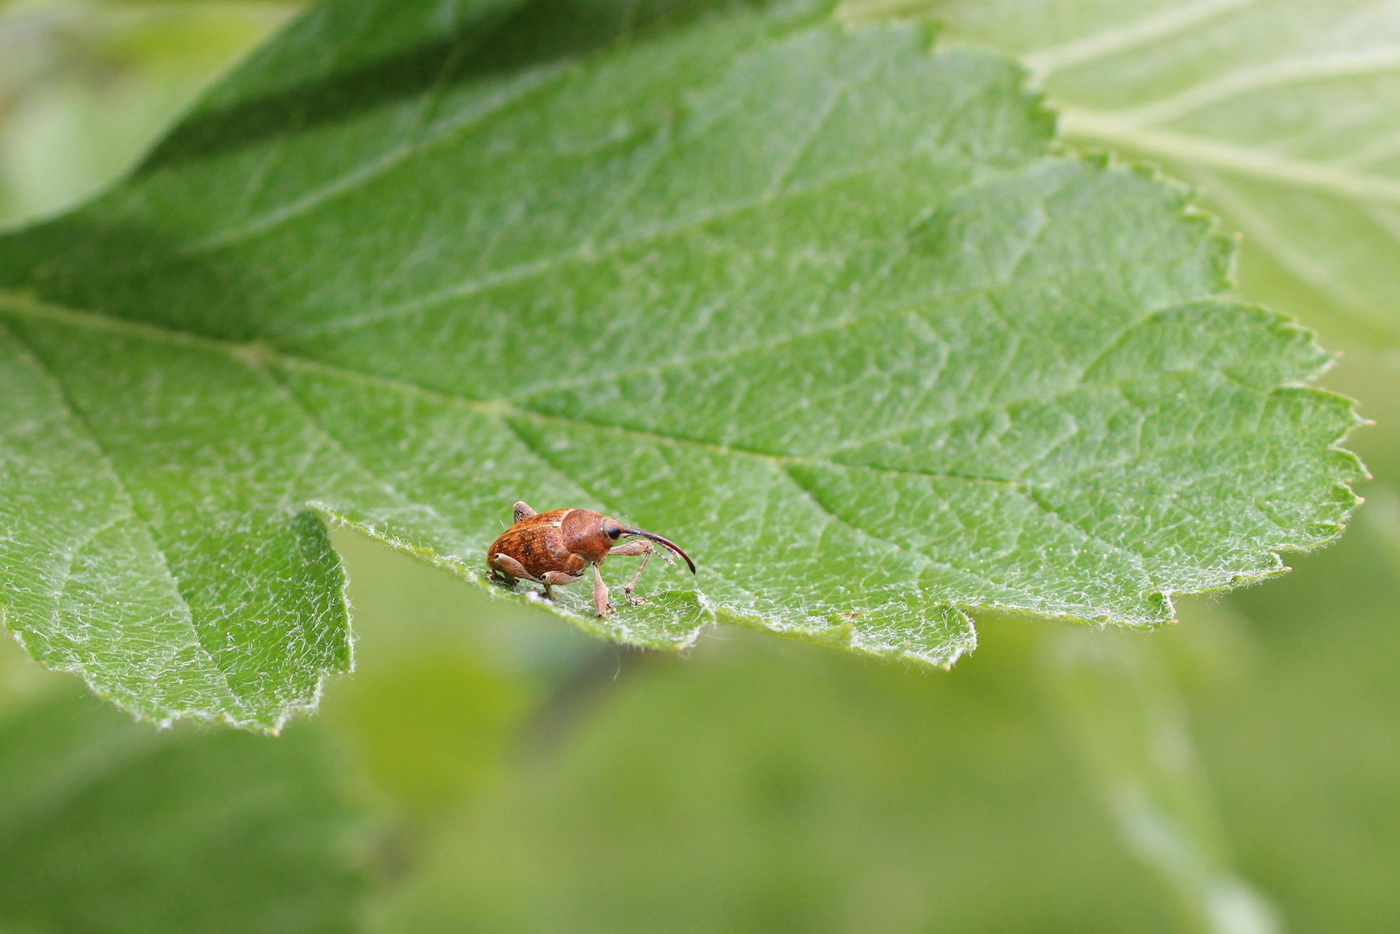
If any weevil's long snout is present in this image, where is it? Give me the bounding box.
[621,526,696,574]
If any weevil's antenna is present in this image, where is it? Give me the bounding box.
[620,527,696,573]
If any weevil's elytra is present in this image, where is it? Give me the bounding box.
[487,501,696,616]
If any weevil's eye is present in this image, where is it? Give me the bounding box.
[606,524,623,540]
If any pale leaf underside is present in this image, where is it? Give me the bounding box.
[894,0,1400,345]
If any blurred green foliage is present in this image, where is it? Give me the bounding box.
[1,1,1397,932]
[0,0,297,224]
[0,685,366,933]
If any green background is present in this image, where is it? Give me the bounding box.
[1,1,1396,931]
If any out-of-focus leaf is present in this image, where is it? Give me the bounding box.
[0,1,299,226]
[0,0,1363,729]
[1201,500,1400,932]
[888,0,1400,346]
[369,629,1185,934]
[1038,626,1280,933]
[0,693,366,934]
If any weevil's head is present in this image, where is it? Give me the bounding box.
[603,516,697,574]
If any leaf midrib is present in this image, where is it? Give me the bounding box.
[0,289,1321,505]
[0,287,1022,488]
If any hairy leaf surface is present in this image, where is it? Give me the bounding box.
[0,0,1363,729]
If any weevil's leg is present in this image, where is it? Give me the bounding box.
[613,541,677,569]
[489,553,539,587]
[592,564,614,616]
[513,501,536,523]
[608,540,657,604]
[538,569,583,602]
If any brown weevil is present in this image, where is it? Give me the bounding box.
[486,501,696,616]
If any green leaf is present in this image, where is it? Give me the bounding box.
[894,0,1400,347]
[0,0,1364,730]
[0,694,365,933]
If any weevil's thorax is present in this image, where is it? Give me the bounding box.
[561,509,612,563]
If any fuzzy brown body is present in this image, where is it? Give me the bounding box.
[488,509,604,584]
[487,502,695,616]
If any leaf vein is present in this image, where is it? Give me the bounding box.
[185,0,787,254]
[281,144,972,339]
[774,463,1017,607]
[0,320,242,707]
[1024,0,1260,76]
